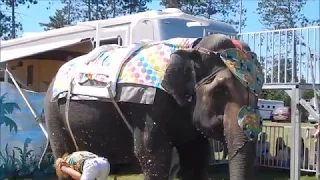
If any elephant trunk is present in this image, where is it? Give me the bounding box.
[224,102,256,180]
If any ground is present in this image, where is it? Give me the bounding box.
[33,166,318,180]
[26,121,320,180]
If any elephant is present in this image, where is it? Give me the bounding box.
[43,34,264,180]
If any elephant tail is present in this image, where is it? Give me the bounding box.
[38,139,50,169]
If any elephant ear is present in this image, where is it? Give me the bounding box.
[161,49,200,106]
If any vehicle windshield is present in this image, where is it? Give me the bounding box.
[158,18,236,40]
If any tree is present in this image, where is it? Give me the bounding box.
[256,0,319,104]
[121,0,152,15]
[0,0,38,40]
[56,0,151,23]
[160,0,247,31]
[39,10,69,31]
[0,93,20,133]
[59,0,84,23]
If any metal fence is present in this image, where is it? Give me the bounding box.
[210,125,319,173]
[238,26,320,84]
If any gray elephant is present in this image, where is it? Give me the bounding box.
[43,34,263,180]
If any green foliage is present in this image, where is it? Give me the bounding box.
[0,0,38,40]
[121,0,152,15]
[0,93,20,133]
[260,89,318,107]
[42,0,153,27]
[0,144,20,177]
[160,0,247,30]
[39,10,69,31]
[0,138,55,179]
[302,90,317,100]
[256,0,319,29]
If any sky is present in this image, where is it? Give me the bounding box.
[4,0,320,82]
[12,0,320,33]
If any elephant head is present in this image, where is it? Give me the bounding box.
[161,34,264,180]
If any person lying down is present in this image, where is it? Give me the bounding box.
[55,151,110,180]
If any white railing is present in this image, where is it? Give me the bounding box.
[238,26,320,84]
[211,125,319,173]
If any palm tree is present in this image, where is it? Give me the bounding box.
[39,9,69,31]
[0,93,20,133]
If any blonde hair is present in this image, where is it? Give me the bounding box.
[54,153,70,179]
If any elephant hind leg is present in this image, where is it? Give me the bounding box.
[44,101,76,180]
[176,135,210,180]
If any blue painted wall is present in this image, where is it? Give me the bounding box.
[0,82,54,179]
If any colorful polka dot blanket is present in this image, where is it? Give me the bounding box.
[52,38,200,101]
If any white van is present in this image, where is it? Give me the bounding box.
[258,99,285,120]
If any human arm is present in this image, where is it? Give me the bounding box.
[61,166,82,180]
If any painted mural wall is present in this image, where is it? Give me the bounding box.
[0,82,54,179]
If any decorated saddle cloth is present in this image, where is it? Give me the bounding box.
[52,38,200,102]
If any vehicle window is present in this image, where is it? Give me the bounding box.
[159,18,236,40]
[261,105,264,108]
[273,106,275,109]
[267,106,270,108]
[93,36,123,48]
[101,37,122,46]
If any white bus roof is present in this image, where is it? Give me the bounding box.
[0,8,236,63]
[258,99,284,103]
[78,8,236,34]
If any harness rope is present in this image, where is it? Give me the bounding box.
[65,78,133,153]
[65,78,79,151]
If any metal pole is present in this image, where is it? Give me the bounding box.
[317,134,320,178]
[4,64,8,82]
[289,87,301,180]
[238,0,243,34]
[95,23,100,47]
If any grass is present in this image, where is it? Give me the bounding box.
[106,165,319,180]
[105,121,320,180]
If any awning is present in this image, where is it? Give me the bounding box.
[0,38,92,63]
[0,25,95,63]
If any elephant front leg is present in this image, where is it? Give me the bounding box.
[133,128,173,180]
[176,135,210,180]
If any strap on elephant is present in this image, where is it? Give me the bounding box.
[65,78,133,152]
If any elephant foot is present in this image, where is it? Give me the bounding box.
[135,146,174,180]
[176,135,210,180]
[134,133,173,180]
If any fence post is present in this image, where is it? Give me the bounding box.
[289,86,301,180]
[317,135,320,178]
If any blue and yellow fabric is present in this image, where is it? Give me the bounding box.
[220,48,264,95]
[237,106,262,140]
[219,48,264,139]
